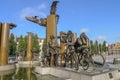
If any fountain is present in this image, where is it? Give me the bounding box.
[18,32,39,67]
[0,1,120,80]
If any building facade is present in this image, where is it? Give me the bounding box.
[108,42,120,54]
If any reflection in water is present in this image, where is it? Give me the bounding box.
[15,67,37,80]
[0,70,14,80]
[0,67,37,80]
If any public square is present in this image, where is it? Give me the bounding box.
[0,0,120,80]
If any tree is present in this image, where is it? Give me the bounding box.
[24,36,27,50]
[42,38,47,54]
[90,40,94,53]
[32,34,40,54]
[102,41,107,52]
[8,33,17,55]
[94,40,99,54]
[99,43,102,53]
[18,35,26,54]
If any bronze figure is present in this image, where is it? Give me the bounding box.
[26,1,59,66]
[50,1,59,15]
[48,35,59,67]
[60,30,79,70]
[25,16,47,27]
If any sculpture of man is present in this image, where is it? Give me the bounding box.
[48,35,59,66]
[65,30,79,70]
[66,30,75,54]
[77,32,90,57]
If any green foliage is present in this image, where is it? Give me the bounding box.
[94,40,99,53]
[99,43,102,53]
[90,40,94,52]
[15,68,37,80]
[90,40,108,54]
[8,33,17,55]
[18,34,40,55]
[32,34,40,54]
[102,41,107,52]
[23,36,27,49]
[42,38,47,54]
[18,35,26,54]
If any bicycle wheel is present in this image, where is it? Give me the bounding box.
[79,54,89,70]
[91,53,105,66]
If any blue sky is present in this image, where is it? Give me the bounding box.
[0,0,120,44]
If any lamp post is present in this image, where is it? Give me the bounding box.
[106,43,108,55]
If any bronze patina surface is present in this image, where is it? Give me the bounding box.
[26,32,33,61]
[25,1,59,46]
[0,23,16,65]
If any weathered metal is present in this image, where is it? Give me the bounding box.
[26,32,33,61]
[0,23,2,61]
[60,32,67,61]
[48,35,59,66]
[46,15,58,46]
[25,1,59,46]
[0,23,16,65]
[50,1,59,14]
[26,68,31,80]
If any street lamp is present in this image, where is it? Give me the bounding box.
[106,43,109,55]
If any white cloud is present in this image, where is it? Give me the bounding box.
[38,3,46,10]
[80,28,89,33]
[20,3,47,19]
[97,36,107,41]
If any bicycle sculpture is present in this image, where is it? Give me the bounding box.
[60,30,79,70]
[60,31,105,70]
[74,32,105,70]
[74,32,90,70]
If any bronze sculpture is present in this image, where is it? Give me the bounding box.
[77,32,90,57]
[75,32,105,70]
[25,1,105,70]
[50,1,59,15]
[0,23,16,65]
[48,35,59,66]
[25,16,47,27]
[26,1,59,66]
[74,32,90,70]
[25,1,59,45]
[60,30,79,70]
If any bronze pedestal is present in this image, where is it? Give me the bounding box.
[0,23,16,65]
[26,32,32,61]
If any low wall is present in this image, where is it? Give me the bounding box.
[17,61,39,68]
[0,64,15,72]
[34,67,120,80]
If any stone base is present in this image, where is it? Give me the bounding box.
[34,66,120,80]
[113,58,120,64]
[0,69,15,75]
[0,64,15,72]
[18,61,39,68]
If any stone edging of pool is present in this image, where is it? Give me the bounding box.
[0,64,16,72]
[17,61,40,68]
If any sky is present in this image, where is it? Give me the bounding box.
[0,0,120,44]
